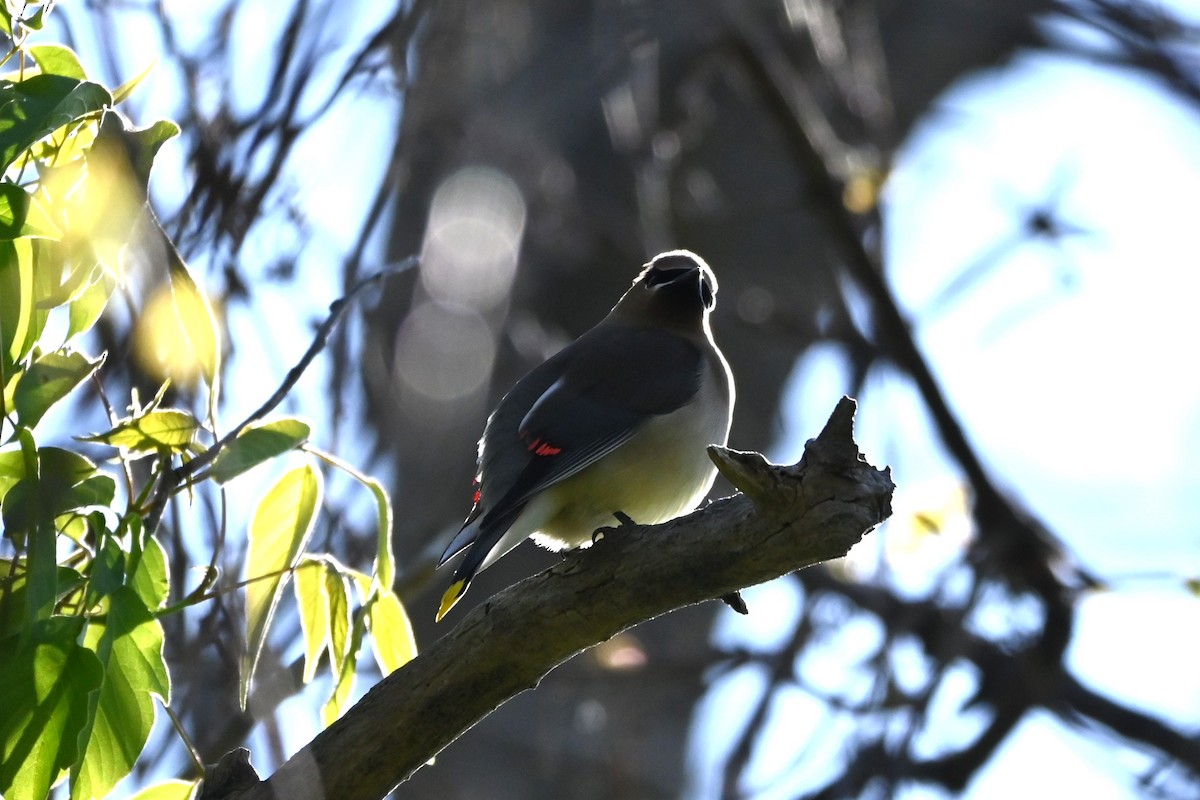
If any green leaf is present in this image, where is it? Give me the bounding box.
[0,239,35,368]
[74,587,169,800]
[0,560,77,642]
[111,61,158,107]
[23,3,47,31]
[65,265,113,342]
[167,259,221,394]
[325,565,351,677]
[13,350,102,428]
[55,473,115,513]
[130,534,169,610]
[0,182,61,240]
[242,464,322,707]
[128,779,200,800]
[366,587,416,676]
[36,446,98,489]
[0,446,25,503]
[210,418,311,484]
[35,245,99,310]
[0,558,22,638]
[29,45,88,82]
[89,536,125,602]
[3,444,110,549]
[0,74,111,174]
[92,112,179,198]
[4,432,57,625]
[293,557,330,684]
[0,617,103,800]
[363,476,395,592]
[0,183,30,239]
[79,409,199,454]
[322,612,364,726]
[124,119,181,184]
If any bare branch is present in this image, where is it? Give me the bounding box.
[202,397,893,800]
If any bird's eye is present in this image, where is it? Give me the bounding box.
[700,277,714,309]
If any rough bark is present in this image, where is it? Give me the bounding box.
[204,397,892,800]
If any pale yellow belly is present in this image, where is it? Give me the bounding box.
[528,380,730,550]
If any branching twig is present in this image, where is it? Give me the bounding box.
[142,254,419,537]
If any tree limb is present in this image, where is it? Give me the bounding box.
[209,397,893,800]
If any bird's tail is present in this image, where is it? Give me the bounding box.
[435,502,533,622]
[436,517,488,622]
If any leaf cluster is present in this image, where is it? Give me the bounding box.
[0,19,414,800]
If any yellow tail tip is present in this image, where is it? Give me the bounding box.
[436,580,467,623]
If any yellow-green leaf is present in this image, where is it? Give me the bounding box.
[210,418,311,484]
[322,614,364,726]
[73,588,169,800]
[111,60,157,106]
[367,587,416,676]
[325,565,351,679]
[168,260,220,391]
[0,618,103,800]
[29,45,88,82]
[127,779,200,800]
[0,182,61,240]
[242,464,322,708]
[79,409,199,454]
[293,557,329,684]
[65,266,113,342]
[130,534,169,610]
[132,273,220,398]
[0,239,34,367]
[13,350,102,428]
[363,476,395,591]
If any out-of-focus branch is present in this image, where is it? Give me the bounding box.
[197,398,893,800]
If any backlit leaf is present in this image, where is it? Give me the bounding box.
[79,409,199,454]
[0,182,61,240]
[65,265,114,342]
[13,350,102,428]
[29,45,88,82]
[210,418,310,484]
[242,464,322,707]
[293,557,330,684]
[0,239,34,368]
[0,617,103,800]
[322,613,364,726]
[74,588,169,800]
[0,74,111,173]
[128,779,200,800]
[366,587,416,676]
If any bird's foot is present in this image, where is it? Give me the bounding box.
[591,510,638,544]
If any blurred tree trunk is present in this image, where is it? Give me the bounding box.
[367,0,1049,796]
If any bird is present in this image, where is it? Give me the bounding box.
[436,250,736,622]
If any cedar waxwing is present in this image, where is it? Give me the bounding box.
[436,250,735,621]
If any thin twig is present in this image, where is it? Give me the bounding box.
[161,697,206,775]
[142,255,419,537]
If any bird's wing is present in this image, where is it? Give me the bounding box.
[497,326,702,507]
[439,326,703,566]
